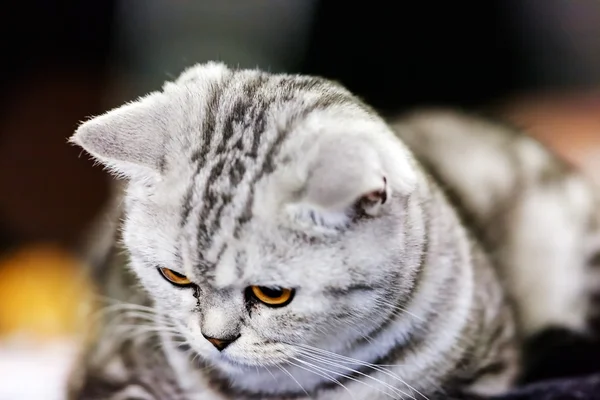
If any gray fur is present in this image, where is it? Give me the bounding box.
[391,109,600,336]
[68,62,598,399]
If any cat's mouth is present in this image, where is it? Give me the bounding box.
[178,342,264,371]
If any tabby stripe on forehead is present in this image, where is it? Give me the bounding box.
[215,74,268,156]
[195,76,270,262]
[203,76,269,233]
[232,111,291,237]
[196,158,227,247]
[203,158,248,245]
[180,74,234,226]
[250,104,267,156]
[190,77,235,164]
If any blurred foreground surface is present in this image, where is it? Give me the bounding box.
[0,245,96,400]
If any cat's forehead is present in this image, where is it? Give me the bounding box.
[157,65,366,179]
[155,68,370,237]
[166,64,358,125]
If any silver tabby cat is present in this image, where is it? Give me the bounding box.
[67,62,600,400]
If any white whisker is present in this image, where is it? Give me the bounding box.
[288,357,369,398]
[277,364,310,398]
[262,364,279,385]
[285,358,355,399]
[296,353,413,400]
[298,345,428,400]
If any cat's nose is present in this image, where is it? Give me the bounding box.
[202,333,239,351]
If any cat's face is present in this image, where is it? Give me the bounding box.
[72,62,422,377]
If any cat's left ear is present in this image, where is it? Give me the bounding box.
[70,92,168,178]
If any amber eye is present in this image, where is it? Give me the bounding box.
[158,268,193,287]
[249,286,295,307]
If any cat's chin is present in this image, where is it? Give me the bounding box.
[219,350,288,372]
[214,355,257,373]
[181,345,270,374]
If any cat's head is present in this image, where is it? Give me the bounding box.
[71,62,424,384]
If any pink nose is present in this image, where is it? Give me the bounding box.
[202,334,238,351]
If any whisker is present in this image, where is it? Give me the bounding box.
[262,364,279,385]
[285,358,355,400]
[277,364,310,398]
[110,325,181,343]
[298,345,428,400]
[296,352,413,400]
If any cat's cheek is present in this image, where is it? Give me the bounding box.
[177,293,200,324]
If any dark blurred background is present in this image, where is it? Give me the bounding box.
[0,2,599,398]
[1,0,599,254]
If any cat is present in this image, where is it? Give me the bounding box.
[67,62,599,400]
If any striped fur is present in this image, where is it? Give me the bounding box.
[391,110,600,336]
[67,63,597,399]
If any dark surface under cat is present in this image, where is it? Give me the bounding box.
[460,374,600,400]
[494,258,600,399]
[457,324,600,400]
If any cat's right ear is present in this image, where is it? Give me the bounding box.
[70,92,168,179]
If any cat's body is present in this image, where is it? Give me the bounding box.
[392,111,600,337]
[68,63,599,400]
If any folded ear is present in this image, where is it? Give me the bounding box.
[304,138,391,213]
[282,135,416,231]
[70,92,169,178]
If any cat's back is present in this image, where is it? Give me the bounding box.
[391,109,600,337]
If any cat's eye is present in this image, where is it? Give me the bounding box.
[249,286,295,307]
[158,267,193,287]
